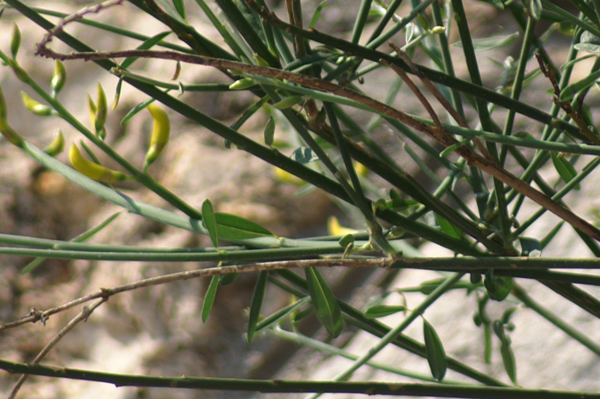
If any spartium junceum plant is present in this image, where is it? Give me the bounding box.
[1,0,600,398]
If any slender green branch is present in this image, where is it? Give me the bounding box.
[3,358,600,397]
[334,273,464,380]
[513,285,600,356]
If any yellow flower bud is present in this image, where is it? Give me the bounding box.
[143,104,170,172]
[229,78,256,90]
[94,83,108,135]
[69,144,129,183]
[327,216,358,236]
[45,130,64,157]
[21,92,53,116]
[274,167,306,186]
[273,96,304,110]
[51,60,67,97]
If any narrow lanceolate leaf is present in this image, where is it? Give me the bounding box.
[264,117,275,146]
[121,98,155,126]
[551,152,580,190]
[215,213,275,240]
[255,297,310,333]
[456,32,519,52]
[202,199,219,250]
[529,0,542,19]
[305,267,342,337]
[202,275,220,322]
[559,69,600,102]
[172,0,186,20]
[363,305,406,319]
[10,23,20,59]
[247,271,269,342]
[95,83,108,135]
[435,214,462,239]
[500,338,518,385]
[310,1,328,29]
[423,318,447,381]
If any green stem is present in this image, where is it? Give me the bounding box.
[3,358,600,397]
[275,269,507,386]
[350,0,373,44]
[334,273,464,380]
[513,285,600,356]
[272,327,466,384]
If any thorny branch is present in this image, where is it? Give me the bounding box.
[8,299,105,399]
[33,15,600,243]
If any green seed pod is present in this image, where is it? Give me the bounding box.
[94,83,108,135]
[229,78,256,90]
[273,96,304,110]
[10,24,21,60]
[143,104,170,172]
[21,92,53,116]
[45,130,64,157]
[69,144,129,183]
[51,60,67,96]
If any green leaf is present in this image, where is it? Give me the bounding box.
[120,31,171,70]
[310,1,328,29]
[551,152,580,190]
[500,336,518,385]
[423,318,447,381]
[236,0,267,44]
[501,307,518,325]
[484,324,492,364]
[153,0,187,25]
[291,147,318,164]
[435,214,462,239]
[338,233,355,248]
[456,32,519,52]
[255,296,311,333]
[10,23,20,59]
[305,267,342,337]
[172,0,186,20]
[264,116,275,146]
[202,199,219,250]
[121,97,155,126]
[541,222,564,249]
[247,271,269,342]
[518,237,542,257]
[559,69,600,102]
[529,0,542,20]
[202,275,219,322]
[574,30,600,53]
[364,305,406,319]
[215,213,275,240]
[484,272,513,301]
